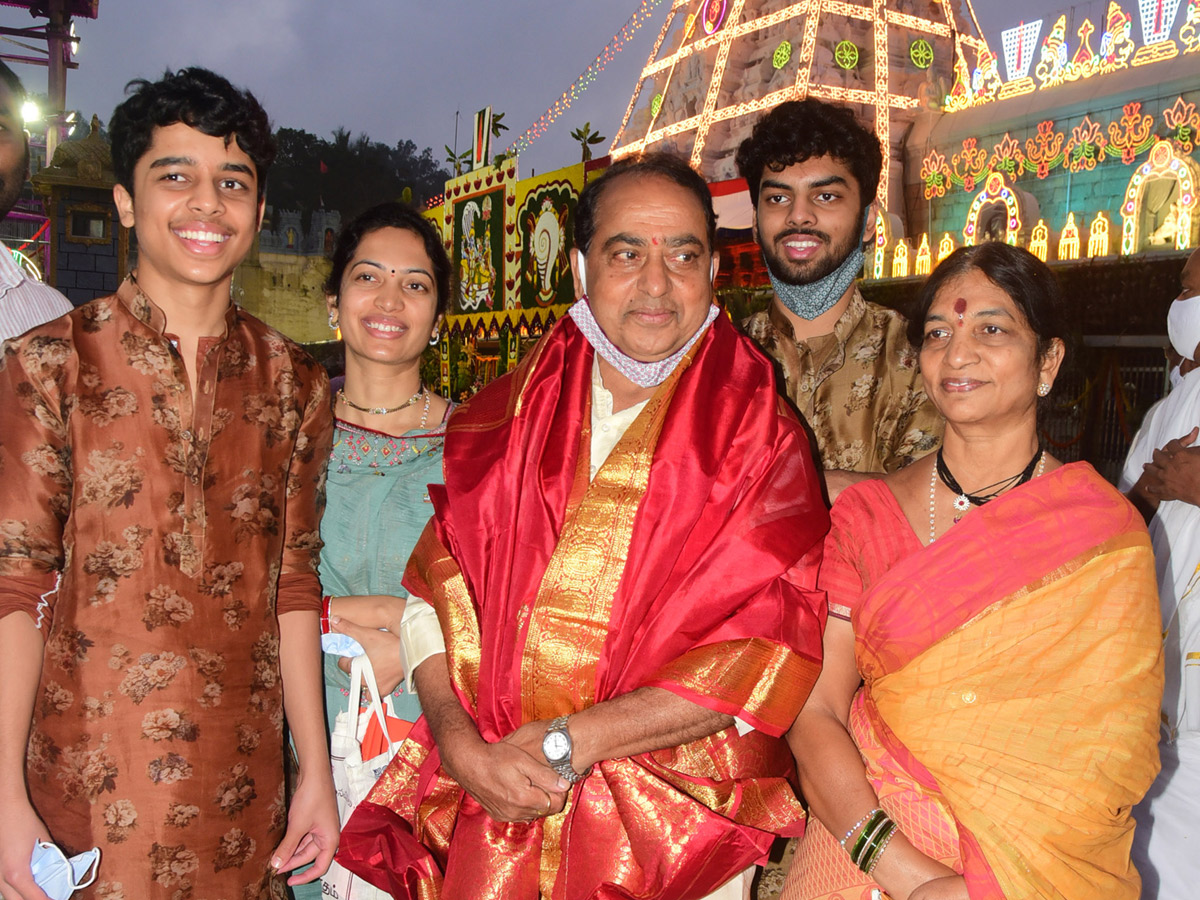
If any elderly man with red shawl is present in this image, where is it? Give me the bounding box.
[337,153,828,900]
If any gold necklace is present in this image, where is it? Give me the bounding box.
[338,386,427,417]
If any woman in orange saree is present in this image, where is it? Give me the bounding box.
[782,243,1163,900]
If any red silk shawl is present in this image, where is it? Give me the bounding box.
[339,313,827,899]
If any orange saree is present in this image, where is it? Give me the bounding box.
[786,464,1163,900]
[337,314,828,899]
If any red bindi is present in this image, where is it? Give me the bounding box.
[953,297,966,322]
[652,237,660,246]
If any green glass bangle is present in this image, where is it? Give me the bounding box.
[849,816,897,873]
[865,822,899,876]
[849,809,890,865]
[839,807,883,849]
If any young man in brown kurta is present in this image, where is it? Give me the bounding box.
[0,68,337,899]
[736,100,942,502]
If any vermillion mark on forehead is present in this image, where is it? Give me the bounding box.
[954,297,966,323]
[652,237,659,245]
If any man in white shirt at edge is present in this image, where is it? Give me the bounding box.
[331,152,828,899]
[1121,246,1200,899]
[0,61,72,343]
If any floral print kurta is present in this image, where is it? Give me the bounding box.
[0,277,332,899]
[744,290,942,473]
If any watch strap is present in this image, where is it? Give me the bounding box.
[544,715,589,783]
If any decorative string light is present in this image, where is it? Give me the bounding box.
[507,0,668,157]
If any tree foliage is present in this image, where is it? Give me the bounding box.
[267,126,450,229]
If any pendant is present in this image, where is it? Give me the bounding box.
[953,494,970,513]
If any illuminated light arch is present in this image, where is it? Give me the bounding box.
[1058,212,1081,260]
[1087,211,1112,257]
[963,171,1022,246]
[915,233,933,275]
[938,232,957,262]
[1120,139,1199,253]
[1028,219,1050,261]
[892,239,911,278]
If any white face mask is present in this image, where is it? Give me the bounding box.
[1167,295,1200,362]
[30,841,100,900]
[1170,364,1185,392]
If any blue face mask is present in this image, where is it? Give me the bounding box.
[30,840,100,900]
[765,207,872,321]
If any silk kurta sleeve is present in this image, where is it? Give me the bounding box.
[276,361,333,615]
[887,391,942,470]
[0,337,72,635]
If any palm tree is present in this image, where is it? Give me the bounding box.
[569,122,606,163]
[444,144,472,176]
[489,111,508,140]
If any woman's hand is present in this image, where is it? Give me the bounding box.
[331,616,406,696]
[328,595,406,634]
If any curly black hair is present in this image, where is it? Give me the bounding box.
[735,99,882,207]
[575,151,716,255]
[109,67,275,200]
[325,201,451,318]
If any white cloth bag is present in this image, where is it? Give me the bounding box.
[321,654,400,900]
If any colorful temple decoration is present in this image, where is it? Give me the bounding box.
[1120,138,1198,252]
[1029,219,1051,261]
[880,94,1198,281]
[915,233,932,276]
[964,172,1022,246]
[937,232,957,263]
[1059,212,1082,261]
[891,239,910,278]
[1088,211,1113,257]
[425,158,589,398]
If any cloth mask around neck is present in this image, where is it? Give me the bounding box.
[571,254,719,388]
[1168,293,1200,361]
[767,206,871,321]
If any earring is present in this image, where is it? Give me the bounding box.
[328,311,338,331]
[429,329,440,346]
[1037,382,1051,397]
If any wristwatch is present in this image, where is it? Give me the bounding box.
[542,715,588,783]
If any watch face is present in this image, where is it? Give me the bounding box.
[543,729,571,763]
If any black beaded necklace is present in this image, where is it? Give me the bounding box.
[936,443,1044,515]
